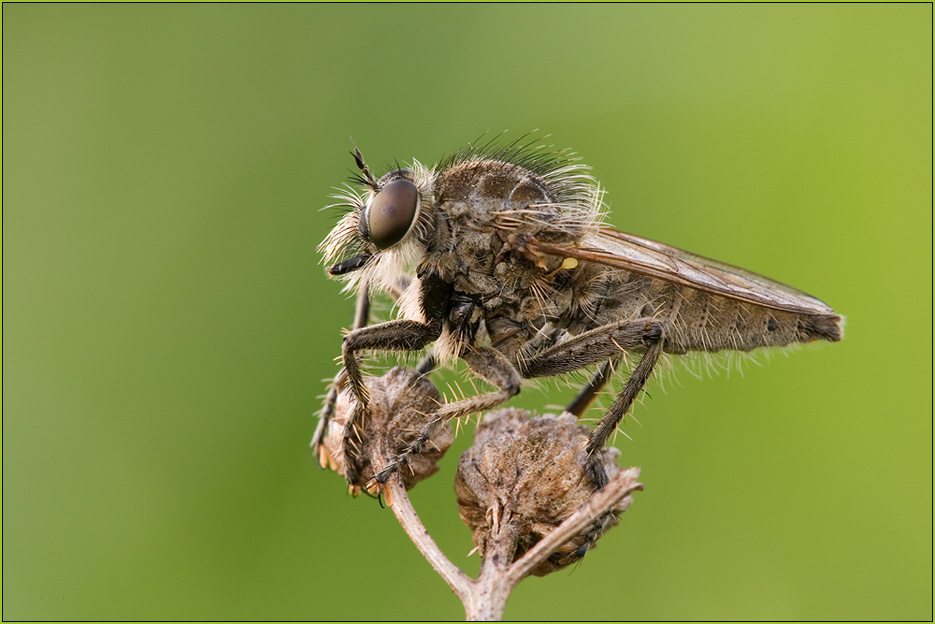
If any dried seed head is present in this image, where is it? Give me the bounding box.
[321,367,453,491]
[454,408,633,576]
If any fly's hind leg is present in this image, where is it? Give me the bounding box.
[585,339,663,456]
[368,345,521,489]
[519,318,664,488]
[516,318,663,558]
[584,338,663,486]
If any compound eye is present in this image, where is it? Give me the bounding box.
[367,178,419,249]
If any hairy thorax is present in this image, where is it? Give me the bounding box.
[423,159,580,360]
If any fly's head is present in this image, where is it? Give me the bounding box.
[320,145,438,295]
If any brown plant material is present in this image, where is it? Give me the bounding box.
[455,408,632,576]
[319,367,453,492]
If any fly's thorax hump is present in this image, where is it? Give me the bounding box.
[435,158,555,213]
[433,158,588,245]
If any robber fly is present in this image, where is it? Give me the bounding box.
[317,136,843,491]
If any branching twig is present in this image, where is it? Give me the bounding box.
[383,454,642,620]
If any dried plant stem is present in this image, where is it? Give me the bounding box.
[384,479,474,601]
[384,468,643,621]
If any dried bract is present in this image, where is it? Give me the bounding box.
[455,408,635,576]
[320,367,453,493]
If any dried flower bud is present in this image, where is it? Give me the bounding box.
[455,408,633,576]
[320,367,453,492]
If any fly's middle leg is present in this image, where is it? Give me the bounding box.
[314,275,419,458]
[369,345,521,488]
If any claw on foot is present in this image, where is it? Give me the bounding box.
[364,472,397,507]
[364,478,383,498]
[584,454,609,490]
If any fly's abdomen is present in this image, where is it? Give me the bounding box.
[662,288,842,354]
[552,254,842,355]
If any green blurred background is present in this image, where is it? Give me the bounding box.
[2,4,931,620]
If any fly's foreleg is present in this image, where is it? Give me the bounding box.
[340,268,450,409]
[369,345,521,487]
[334,270,452,487]
[312,276,426,462]
[343,319,441,405]
[339,318,442,485]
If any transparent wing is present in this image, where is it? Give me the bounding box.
[525,226,836,315]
